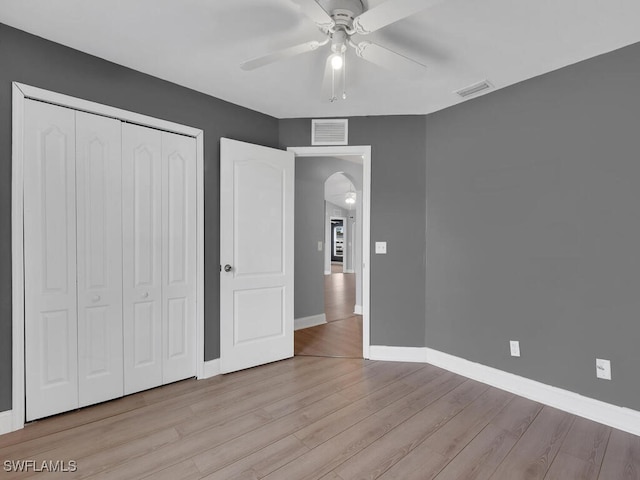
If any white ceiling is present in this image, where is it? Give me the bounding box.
[1,0,639,119]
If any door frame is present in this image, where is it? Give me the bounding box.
[9,82,205,433]
[288,146,371,359]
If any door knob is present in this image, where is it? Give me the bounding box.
[142,292,149,298]
[224,264,233,272]
[92,295,101,302]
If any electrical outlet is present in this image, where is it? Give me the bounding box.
[375,242,387,254]
[596,358,611,380]
[509,340,520,357]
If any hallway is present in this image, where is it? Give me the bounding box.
[294,265,363,358]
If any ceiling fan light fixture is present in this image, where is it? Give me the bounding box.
[331,53,344,70]
[345,192,356,204]
[241,0,430,99]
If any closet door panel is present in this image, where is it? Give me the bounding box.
[162,132,197,383]
[122,123,163,395]
[76,111,124,407]
[24,100,79,421]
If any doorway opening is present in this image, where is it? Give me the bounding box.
[288,146,371,359]
[330,217,346,266]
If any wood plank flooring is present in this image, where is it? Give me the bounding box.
[294,315,362,358]
[295,263,363,358]
[2,357,639,479]
[324,264,356,323]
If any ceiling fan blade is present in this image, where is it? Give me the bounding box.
[241,39,328,70]
[353,0,444,34]
[354,41,427,77]
[291,0,335,29]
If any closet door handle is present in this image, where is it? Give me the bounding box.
[141,292,149,298]
[224,264,233,272]
[92,295,101,302]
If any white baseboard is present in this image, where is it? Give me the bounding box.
[324,270,331,275]
[369,345,427,363]
[295,314,327,331]
[369,345,640,437]
[344,269,354,273]
[200,359,221,379]
[0,410,13,435]
[353,304,363,315]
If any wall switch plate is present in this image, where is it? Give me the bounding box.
[596,358,611,380]
[509,340,520,357]
[317,241,323,251]
[375,242,387,254]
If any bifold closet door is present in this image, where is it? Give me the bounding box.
[122,124,163,395]
[122,124,197,393]
[76,111,124,407]
[24,102,197,416]
[24,100,79,421]
[161,132,197,384]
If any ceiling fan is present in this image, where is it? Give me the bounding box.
[241,0,439,101]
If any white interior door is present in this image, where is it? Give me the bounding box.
[220,138,294,374]
[76,111,124,407]
[122,123,163,394]
[161,131,197,383]
[24,100,79,421]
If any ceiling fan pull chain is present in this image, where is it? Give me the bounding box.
[342,52,347,100]
[331,64,337,102]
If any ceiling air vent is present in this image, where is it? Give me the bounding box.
[312,119,348,146]
[455,80,493,98]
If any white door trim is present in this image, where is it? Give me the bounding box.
[10,82,205,433]
[287,146,371,359]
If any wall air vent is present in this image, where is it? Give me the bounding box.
[312,119,348,146]
[455,80,493,98]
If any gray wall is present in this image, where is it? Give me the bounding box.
[0,23,279,412]
[425,41,640,410]
[294,157,362,319]
[282,118,428,346]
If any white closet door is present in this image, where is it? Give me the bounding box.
[76,112,124,407]
[24,100,78,421]
[122,123,163,395]
[161,132,197,383]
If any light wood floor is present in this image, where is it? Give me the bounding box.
[295,263,363,358]
[294,315,362,358]
[324,263,356,322]
[2,357,638,479]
